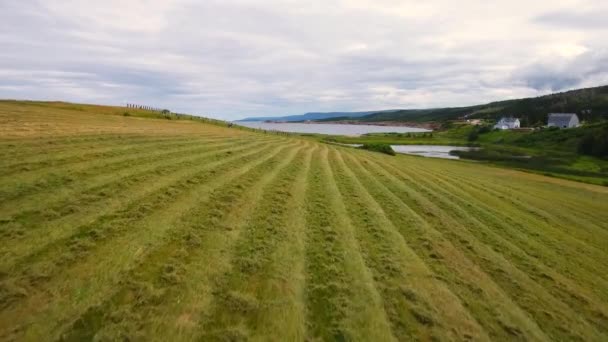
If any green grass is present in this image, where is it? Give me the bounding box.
[1,101,608,341]
[323,123,608,185]
[358,143,396,156]
[323,130,470,146]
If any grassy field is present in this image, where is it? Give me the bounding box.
[1,101,608,341]
[324,123,608,186]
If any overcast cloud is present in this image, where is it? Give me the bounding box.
[1,0,607,120]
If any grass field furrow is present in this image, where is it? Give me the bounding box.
[0,135,212,175]
[1,138,277,267]
[0,139,264,215]
[329,148,489,341]
[237,145,315,340]
[0,141,299,341]
[1,102,606,341]
[0,139,273,271]
[56,142,308,342]
[302,146,395,341]
[0,134,200,160]
[427,164,608,252]
[196,144,314,341]
[367,156,606,340]
[398,162,608,303]
[0,136,228,187]
[343,150,550,341]
[0,136,249,204]
[436,163,608,223]
[0,142,281,310]
[395,158,608,308]
[384,158,608,287]
[0,137,257,219]
[437,167,608,250]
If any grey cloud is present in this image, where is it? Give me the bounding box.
[535,9,608,30]
[512,50,608,92]
[519,71,582,92]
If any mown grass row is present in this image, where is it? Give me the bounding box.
[435,166,608,250]
[327,148,487,341]
[0,138,274,261]
[352,148,608,340]
[0,140,300,340]
[395,160,608,307]
[197,144,315,341]
[302,146,396,341]
[0,136,253,216]
[0,135,262,209]
[0,135,215,175]
[0,132,236,164]
[58,141,309,341]
[340,150,549,340]
[0,139,281,305]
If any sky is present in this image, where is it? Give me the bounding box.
[1,0,607,120]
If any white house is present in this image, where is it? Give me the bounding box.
[547,113,580,128]
[494,117,520,130]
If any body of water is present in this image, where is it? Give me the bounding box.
[236,121,430,136]
[391,145,478,159]
[340,143,478,159]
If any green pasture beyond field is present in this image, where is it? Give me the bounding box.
[325,123,608,186]
[1,101,608,341]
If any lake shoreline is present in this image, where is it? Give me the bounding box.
[308,120,439,130]
[237,119,437,130]
[330,142,479,159]
[235,121,431,136]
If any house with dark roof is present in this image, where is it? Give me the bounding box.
[494,117,520,130]
[547,113,580,128]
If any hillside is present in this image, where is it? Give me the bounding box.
[237,109,400,122]
[325,85,608,124]
[1,101,608,341]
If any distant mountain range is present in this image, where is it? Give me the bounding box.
[238,85,608,125]
[236,109,401,122]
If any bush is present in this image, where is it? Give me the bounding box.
[478,125,492,134]
[359,143,396,156]
[468,130,479,141]
[578,126,608,157]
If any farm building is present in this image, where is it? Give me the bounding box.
[494,117,520,130]
[547,113,580,128]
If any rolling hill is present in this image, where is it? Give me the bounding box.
[338,85,608,124]
[0,101,607,341]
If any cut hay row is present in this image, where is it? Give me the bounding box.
[0,137,268,217]
[0,136,252,205]
[0,141,301,340]
[0,102,607,341]
[0,139,280,271]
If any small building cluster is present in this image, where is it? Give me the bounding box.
[492,113,581,130]
[494,117,520,130]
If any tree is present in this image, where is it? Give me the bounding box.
[468,129,479,142]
